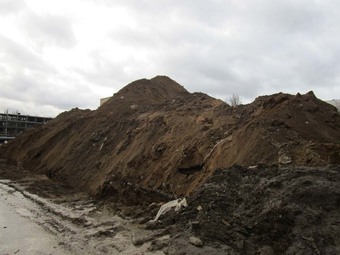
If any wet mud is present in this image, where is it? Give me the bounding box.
[0,161,167,255]
[1,160,339,254]
[0,186,70,255]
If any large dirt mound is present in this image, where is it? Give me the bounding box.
[1,76,340,202]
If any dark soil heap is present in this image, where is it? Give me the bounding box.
[1,76,340,203]
[152,165,340,254]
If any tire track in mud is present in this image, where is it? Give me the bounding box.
[0,180,93,254]
[0,178,166,255]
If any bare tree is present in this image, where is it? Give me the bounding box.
[228,94,241,107]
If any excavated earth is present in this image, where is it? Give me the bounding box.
[1,75,340,254]
[144,165,340,254]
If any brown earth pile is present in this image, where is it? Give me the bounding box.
[1,76,340,203]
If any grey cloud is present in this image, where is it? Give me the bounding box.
[74,50,132,89]
[58,0,340,102]
[0,35,92,115]
[21,13,76,48]
[3,0,340,117]
[94,0,235,26]
[36,82,96,110]
[1,69,96,113]
[0,0,26,15]
[244,1,325,35]
[0,35,55,72]
[111,27,159,48]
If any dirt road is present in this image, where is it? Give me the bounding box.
[0,161,232,255]
[0,162,167,255]
[0,184,70,255]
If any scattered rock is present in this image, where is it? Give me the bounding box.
[130,104,139,110]
[111,231,130,252]
[259,245,275,255]
[278,154,292,164]
[132,228,169,246]
[189,236,203,247]
[248,165,258,170]
[148,238,170,251]
[132,231,149,246]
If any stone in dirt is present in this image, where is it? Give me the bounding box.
[189,236,203,247]
[259,245,275,255]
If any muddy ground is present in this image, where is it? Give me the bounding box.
[0,159,228,255]
[1,159,339,254]
[0,160,164,255]
[0,188,69,255]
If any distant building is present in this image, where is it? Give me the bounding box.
[327,99,340,111]
[100,97,111,106]
[0,112,52,143]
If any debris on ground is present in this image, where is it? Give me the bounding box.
[149,198,188,223]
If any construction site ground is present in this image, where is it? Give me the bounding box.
[0,160,339,255]
[1,76,340,254]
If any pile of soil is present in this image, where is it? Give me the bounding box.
[148,165,339,254]
[1,76,340,203]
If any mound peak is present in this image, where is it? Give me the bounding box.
[115,75,187,103]
[97,76,189,116]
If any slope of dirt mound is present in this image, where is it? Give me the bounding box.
[1,76,340,203]
[206,91,340,171]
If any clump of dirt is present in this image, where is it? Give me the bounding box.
[1,76,340,202]
[151,165,340,254]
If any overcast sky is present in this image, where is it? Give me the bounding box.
[1,0,339,117]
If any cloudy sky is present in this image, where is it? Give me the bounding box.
[1,0,339,117]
